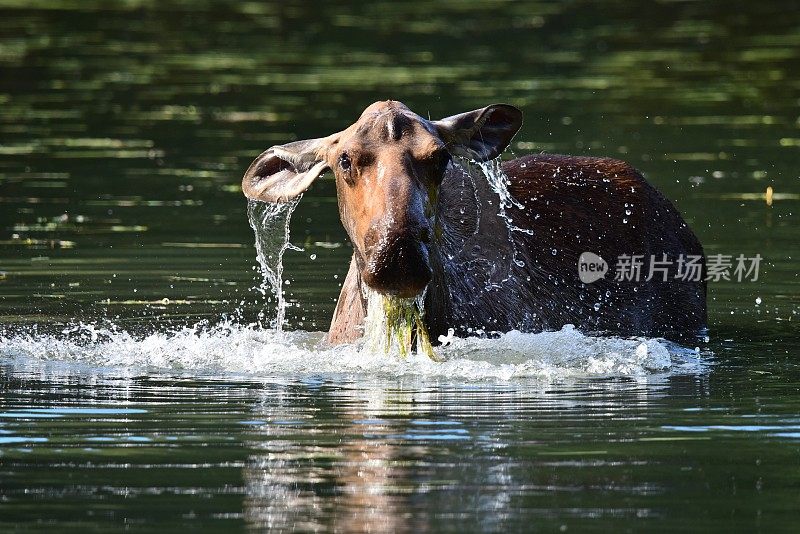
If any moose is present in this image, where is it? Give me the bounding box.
[242,101,707,344]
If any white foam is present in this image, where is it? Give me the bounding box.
[0,323,705,381]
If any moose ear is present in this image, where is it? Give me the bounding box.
[241,137,331,203]
[434,104,523,161]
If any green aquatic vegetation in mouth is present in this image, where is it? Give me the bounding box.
[364,291,441,362]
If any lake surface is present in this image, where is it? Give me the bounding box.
[1,0,798,531]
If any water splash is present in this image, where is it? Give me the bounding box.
[246,199,301,332]
[478,158,525,211]
[471,158,535,281]
[0,322,707,381]
[478,159,534,236]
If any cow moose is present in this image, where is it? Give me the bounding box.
[242,101,707,344]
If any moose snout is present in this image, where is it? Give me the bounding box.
[362,223,433,298]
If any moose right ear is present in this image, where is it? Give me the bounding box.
[241,138,331,203]
[434,104,523,162]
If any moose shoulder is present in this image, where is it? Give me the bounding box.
[242,101,707,344]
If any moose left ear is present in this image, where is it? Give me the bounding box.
[241,137,331,203]
[433,104,523,161]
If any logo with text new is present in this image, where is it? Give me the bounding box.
[578,252,608,283]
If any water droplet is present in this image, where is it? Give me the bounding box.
[755,297,762,305]
[594,302,601,311]
[551,248,557,255]
[309,254,317,260]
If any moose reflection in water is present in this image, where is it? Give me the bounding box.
[242,385,517,532]
[242,101,707,344]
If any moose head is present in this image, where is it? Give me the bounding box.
[242,101,523,298]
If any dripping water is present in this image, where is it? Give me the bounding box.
[479,158,525,211]
[478,159,534,236]
[362,287,439,361]
[247,198,302,333]
[477,158,534,272]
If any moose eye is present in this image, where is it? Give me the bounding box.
[338,152,351,171]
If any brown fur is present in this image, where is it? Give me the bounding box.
[241,101,707,344]
[328,154,707,343]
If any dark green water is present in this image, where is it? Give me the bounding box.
[1,0,798,531]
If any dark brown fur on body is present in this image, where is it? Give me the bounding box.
[328,154,707,343]
[241,101,707,345]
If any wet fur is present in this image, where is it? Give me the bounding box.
[328,154,707,344]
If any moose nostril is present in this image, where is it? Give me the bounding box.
[419,227,431,244]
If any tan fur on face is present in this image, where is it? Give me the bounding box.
[322,101,446,265]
